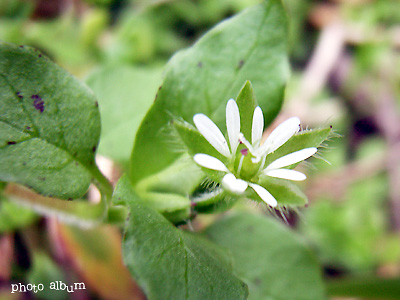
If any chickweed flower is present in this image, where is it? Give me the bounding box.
[192,99,317,207]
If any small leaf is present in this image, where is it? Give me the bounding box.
[206,212,327,300]
[130,0,289,185]
[116,178,249,300]
[0,42,100,199]
[236,81,257,142]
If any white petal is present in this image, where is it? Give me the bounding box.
[194,154,228,172]
[222,173,248,194]
[265,148,317,170]
[226,99,240,155]
[251,106,264,145]
[264,169,307,181]
[262,117,300,153]
[193,114,230,157]
[248,183,277,207]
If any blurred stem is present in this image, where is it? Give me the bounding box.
[89,164,113,206]
[5,184,106,228]
[326,276,400,300]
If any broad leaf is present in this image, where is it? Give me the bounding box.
[86,65,163,164]
[116,178,249,300]
[0,42,100,199]
[130,0,289,184]
[206,212,327,300]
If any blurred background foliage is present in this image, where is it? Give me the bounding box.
[0,0,399,299]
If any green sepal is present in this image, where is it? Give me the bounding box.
[265,127,332,167]
[173,119,225,161]
[171,123,229,182]
[254,176,308,206]
[236,81,257,142]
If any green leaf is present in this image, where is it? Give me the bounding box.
[130,0,289,184]
[265,127,332,167]
[0,42,101,199]
[236,81,257,142]
[205,212,327,300]
[116,178,249,300]
[86,65,163,164]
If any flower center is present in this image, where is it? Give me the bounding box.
[234,148,262,181]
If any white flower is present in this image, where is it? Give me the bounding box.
[192,100,317,207]
[193,153,278,207]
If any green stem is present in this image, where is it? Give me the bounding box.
[6,185,105,228]
[89,165,113,206]
[326,276,400,300]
